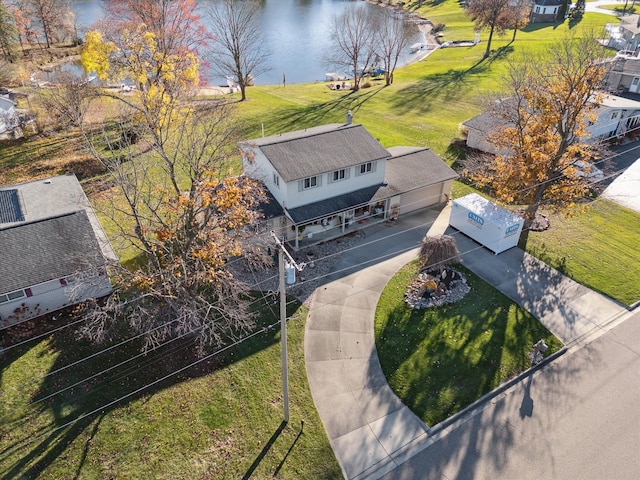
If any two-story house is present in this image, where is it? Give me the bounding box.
[462,93,640,151]
[240,121,458,249]
[606,14,640,52]
[0,174,116,326]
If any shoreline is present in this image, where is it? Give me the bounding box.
[199,19,438,95]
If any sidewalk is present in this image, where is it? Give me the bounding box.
[304,204,630,479]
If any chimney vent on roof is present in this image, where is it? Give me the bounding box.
[346,110,353,125]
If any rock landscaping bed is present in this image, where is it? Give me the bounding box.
[405,267,470,309]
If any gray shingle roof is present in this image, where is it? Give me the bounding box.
[285,147,457,223]
[241,123,391,182]
[462,109,510,134]
[0,210,107,294]
[287,185,382,224]
[0,174,117,262]
[537,0,562,5]
[379,147,459,197]
[622,58,640,76]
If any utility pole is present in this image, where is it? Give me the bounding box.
[271,231,305,423]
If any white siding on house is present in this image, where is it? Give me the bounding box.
[0,273,112,326]
[242,149,289,207]
[283,161,386,209]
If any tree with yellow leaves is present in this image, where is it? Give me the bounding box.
[466,34,609,229]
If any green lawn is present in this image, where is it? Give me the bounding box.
[523,199,640,306]
[1,2,636,475]
[374,261,563,426]
[0,302,341,479]
[598,4,637,14]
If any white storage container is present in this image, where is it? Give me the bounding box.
[449,193,524,254]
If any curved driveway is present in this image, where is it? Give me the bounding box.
[304,204,631,479]
[304,207,451,479]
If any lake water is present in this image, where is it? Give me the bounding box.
[70,0,425,86]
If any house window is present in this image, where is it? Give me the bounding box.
[611,111,619,120]
[0,289,26,303]
[535,6,540,13]
[273,173,280,188]
[299,175,321,191]
[356,161,376,176]
[330,168,349,183]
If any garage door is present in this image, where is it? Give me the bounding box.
[400,185,441,215]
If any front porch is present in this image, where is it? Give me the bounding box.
[287,197,390,250]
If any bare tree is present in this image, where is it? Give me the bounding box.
[36,72,98,127]
[25,0,73,48]
[374,9,410,86]
[80,103,272,355]
[506,0,533,42]
[466,0,511,58]
[0,3,20,60]
[418,234,461,272]
[207,0,271,101]
[327,5,376,92]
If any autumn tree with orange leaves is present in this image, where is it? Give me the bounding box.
[80,102,271,355]
[78,1,271,354]
[465,35,609,228]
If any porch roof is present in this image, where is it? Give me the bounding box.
[286,184,383,224]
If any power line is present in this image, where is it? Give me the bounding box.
[0,318,284,462]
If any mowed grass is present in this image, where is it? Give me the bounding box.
[523,199,640,306]
[374,262,563,426]
[0,302,341,479]
[0,2,636,476]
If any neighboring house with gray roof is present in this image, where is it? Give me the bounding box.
[606,14,640,52]
[240,122,458,249]
[530,0,563,23]
[0,174,115,326]
[461,93,640,152]
[605,54,640,94]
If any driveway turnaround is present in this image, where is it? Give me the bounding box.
[304,205,633,479]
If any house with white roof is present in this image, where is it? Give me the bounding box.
[0,174,116,326]
[240,121,458,249]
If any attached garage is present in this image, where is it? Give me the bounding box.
[384,147,458,216]
[400,184,446,215]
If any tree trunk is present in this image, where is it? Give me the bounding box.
[484,25,494,58]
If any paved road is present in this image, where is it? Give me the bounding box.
[379,311,640,480]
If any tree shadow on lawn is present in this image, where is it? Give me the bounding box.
[375,265,562,427]
[371,263,594,478]
[0,296,299,479]
[388,48,513,115]
[246,87,386,137]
